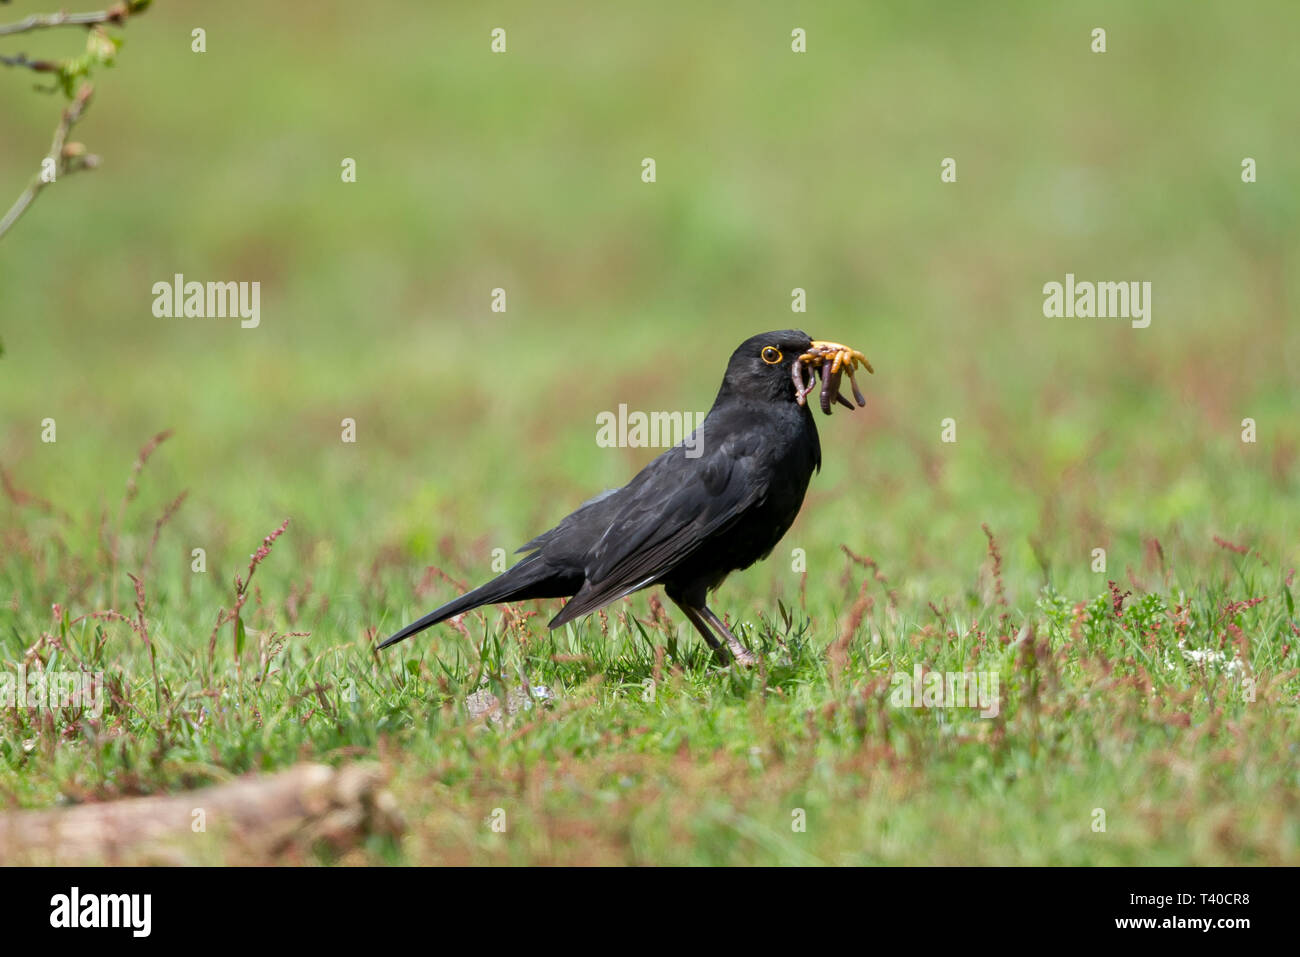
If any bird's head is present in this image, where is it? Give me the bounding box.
[720,330,873,414]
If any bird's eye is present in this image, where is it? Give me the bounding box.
[761,346,782,365]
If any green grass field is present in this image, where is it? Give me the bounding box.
[1,1,1297,864]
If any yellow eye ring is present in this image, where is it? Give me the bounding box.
[761,346,782,365]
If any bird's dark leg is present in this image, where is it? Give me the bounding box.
[674,601,732,665]
[700,605,757,667]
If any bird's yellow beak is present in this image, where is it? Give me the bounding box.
[799,340,874,375]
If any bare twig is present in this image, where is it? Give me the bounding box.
[0,51,58,71]
[0,2,144,37]
[1,0,151,243]
[0,82,96,241]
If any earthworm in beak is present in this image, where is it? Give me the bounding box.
[796,340,873,415]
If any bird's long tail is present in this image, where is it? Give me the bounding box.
[378,555,553,650]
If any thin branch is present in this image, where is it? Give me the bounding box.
[0,82,96,241]
[0,3,139,37]
[0,1,151,243]
[0,51,58,71]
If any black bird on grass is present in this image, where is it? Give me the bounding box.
[380,330,873,664]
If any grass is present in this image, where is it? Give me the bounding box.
[1,0,1298,864]
[1,432,1296,864]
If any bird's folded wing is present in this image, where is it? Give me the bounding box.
[549,437,764,626]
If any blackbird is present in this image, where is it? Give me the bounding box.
[380,330,872,665]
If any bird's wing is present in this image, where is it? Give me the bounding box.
[548,430,766,626]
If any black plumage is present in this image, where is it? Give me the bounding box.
[380,330,871,664]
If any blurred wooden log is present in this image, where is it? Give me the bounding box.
[0,762,404,864]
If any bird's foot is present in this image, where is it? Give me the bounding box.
[724,638,758,668]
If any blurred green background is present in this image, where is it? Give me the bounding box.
[2,0,1298,866]
[2,0,1297,653]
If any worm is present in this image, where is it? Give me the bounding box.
[792,357,818,406]
[818,363,842,414]
[846,368,867,407]
[828,365,856,411]
[793,343,873,414]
